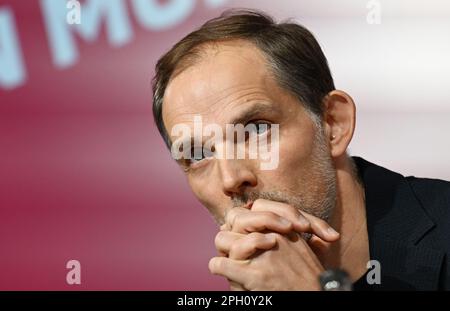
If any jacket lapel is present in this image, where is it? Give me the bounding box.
[353,157,445,290]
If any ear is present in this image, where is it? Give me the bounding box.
[323,90,356,158]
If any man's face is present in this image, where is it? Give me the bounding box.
[163,40,337,225]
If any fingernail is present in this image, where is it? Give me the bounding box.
[327,227,339,236]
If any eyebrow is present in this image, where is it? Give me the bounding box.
[229,102,274,126]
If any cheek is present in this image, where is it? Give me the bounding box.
[260,124,318,190]
[187,175,227,219]
[188,176,212,205]
[278,125,316,172]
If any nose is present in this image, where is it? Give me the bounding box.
[218,158,257,197]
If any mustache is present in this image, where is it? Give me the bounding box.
[231,191,291,208]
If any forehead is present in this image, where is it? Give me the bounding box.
[162,40,281,131]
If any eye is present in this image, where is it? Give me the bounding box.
[189,146,214,165]
[255,122,270,134]
[246,121,272,137]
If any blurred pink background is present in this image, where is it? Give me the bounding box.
[0,0,449,290]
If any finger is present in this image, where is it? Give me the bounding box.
[251,199,311,232]
[224,207,250,231]
[229,232,277,260]
[208,257,249,285]
[307,234,331,254]
[302,213,340,241]
[231,211,293,234]
[251,199,339,242]
[229,281,246,291]
[214,230,245,255]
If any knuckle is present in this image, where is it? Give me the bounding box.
[266,232,281,243]
[298,216,312,229]
[247,231,264,241]
[246,233,264,248]
[229,243,239,256]
[251,199,265,210]
[284,203,298,215]
[208,257,218,272]
[260,212,284,228]
[225,208,247,225]
[212,257,225,272]
[225,209,238,224]
[261,211,277,221]
[231,213,245,229]
[286,205,305,223]
[214,231,226,246]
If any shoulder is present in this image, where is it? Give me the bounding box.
[405,176,450,228]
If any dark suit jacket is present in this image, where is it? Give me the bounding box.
[353,157,450,290]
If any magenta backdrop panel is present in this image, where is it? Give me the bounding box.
[0,0,228,290]
[1,0,449,290]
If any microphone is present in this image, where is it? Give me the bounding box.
[319,269,353,291]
